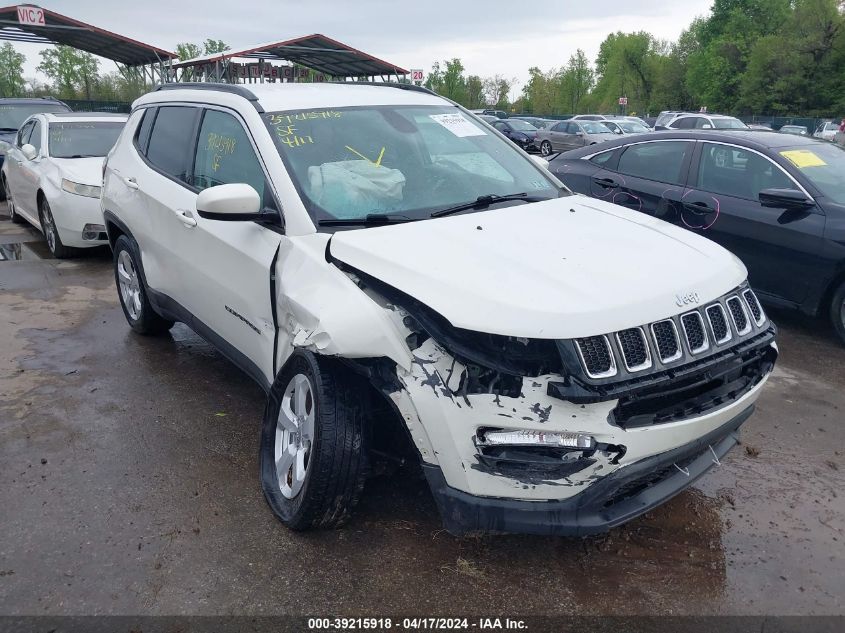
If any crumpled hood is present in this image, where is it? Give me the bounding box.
[52,157,105,187]
[329,195,747,339]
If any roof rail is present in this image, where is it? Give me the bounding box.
[154,83,263,112]
[327,81,437,96]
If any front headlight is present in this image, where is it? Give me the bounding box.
[62,179,101,198]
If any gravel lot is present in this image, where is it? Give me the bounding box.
[1,204,843,616]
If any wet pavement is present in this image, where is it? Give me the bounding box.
[0,203,843,616]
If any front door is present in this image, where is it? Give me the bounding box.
[178,106,282,384]
[681,141,825,304]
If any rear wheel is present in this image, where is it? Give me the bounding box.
[830,280,845,345]
[260,351,368,530]
[540,141,552,156]
[113,234,174,335]
[39,198,75,258]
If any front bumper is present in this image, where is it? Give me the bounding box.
[424,404,752,536]
[50,191,108,248]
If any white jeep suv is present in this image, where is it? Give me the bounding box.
[102,82,777,536]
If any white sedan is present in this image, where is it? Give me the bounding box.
[1,112,127,258]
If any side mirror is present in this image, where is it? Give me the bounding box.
[759,188,814,209]
[529,155,550,170]
[21,143,37,160]
[613,128,623,135]
[196,183,262,221]
[701,124,713,129]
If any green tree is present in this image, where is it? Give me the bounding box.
[465,75,485,109]
[176,42,202,61]
[37,45,100,99]
[203,39,230,55]
[0,43,25,97]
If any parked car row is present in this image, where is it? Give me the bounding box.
[0,97,129,258]
[548,129,845,343]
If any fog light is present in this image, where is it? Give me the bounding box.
[82,223,106,240]
[478,429,596,450]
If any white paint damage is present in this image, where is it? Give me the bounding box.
[271,229,772,502]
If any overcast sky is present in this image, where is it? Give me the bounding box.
[14,0,714,98]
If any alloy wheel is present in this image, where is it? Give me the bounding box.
[116,250,142,320]
[41,204,57,252]
[540,141,551,156]
[275,372,315,499]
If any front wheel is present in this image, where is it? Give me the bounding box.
[3,176,23,224]
[540,141,552,156]
[39,198,75,258]
[113,234,174,335]
[260,351,368,530]
[830,280,845,345]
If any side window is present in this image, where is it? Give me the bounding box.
[29,120,42,153]
[552,122,567,132]
[564,123,577,134]
[589,149,615,166]
[695,118,712,129]
[696,143,794,201]
[146,106,199,182]
[616,141,692,184]
[135,107,156,154]
[492,121,506,132]
[673,117,697,130]
[17,121,34,147]
[192,109,266,200]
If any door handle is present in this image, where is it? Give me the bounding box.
[123,176,139,190]
[176,209,197,227]
[593,176,617,187]
[685,200,713,213]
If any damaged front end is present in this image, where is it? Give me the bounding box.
[334,263,776,536]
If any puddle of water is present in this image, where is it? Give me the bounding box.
[0,240,53,262]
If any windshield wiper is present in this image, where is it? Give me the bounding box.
[318,213,417,227]
[430,192,549,218]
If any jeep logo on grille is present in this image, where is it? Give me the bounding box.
[675,291,700,307]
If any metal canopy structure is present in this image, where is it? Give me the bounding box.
[172,33,409,83]
[0,4,176,83]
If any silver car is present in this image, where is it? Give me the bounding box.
[601,120,651,136]
[535,120,617,155]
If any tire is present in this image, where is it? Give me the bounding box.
[3,176,23,224]
[830,280,845,345]
[260,351,368,530]
[113,234,174,335]
[0,171,6,202]
[540,141,552,157]
[39,198,75,258]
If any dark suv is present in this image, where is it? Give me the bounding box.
[0,97,71,198]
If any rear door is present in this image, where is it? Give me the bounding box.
[546,121,569,151]
[681,141,825,304]
[589,140,694,219]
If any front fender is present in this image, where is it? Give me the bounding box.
[275,233,413,374]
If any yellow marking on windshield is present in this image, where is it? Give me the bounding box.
[780,149,827,168]
[344,144,386,166]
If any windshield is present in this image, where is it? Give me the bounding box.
[48,121,125,158]
[508,119,537,131]
[581,122,613,134]
[618,121,649,133]
[712,118,748,129]
[263,105,560,225]
[824,122,838,131]
[0,103,70,130]
[780,143,845,204]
